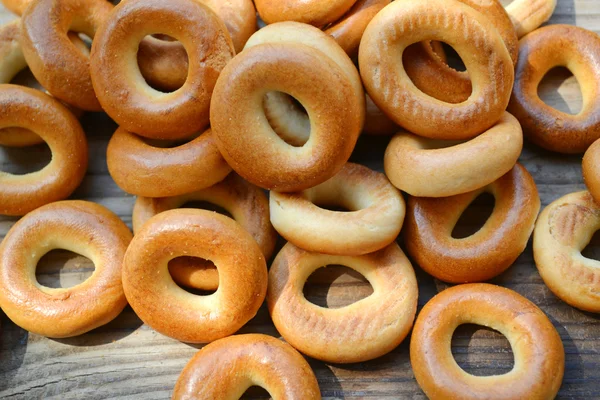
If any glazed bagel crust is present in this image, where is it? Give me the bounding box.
[404,164,540,283]
[270,162,405,256]
[268,242,418,363]
[533,191,600,312]
[384,112,523,198]
[211,41,363,191]
[509,25,600,154]
[255,0,357,27]
[172,334,321,400]
[20,0,113,111]
[122,209,268,343]
[583,139,600,204]
[0,201,132,338]
[107,127,231,197]
[506,0,557,38]
[359,0,514,140]
[90,0,234,140]
[0,85,87,216]
[411,283,564,400]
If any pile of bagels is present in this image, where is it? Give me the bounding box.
[0,0,598,398]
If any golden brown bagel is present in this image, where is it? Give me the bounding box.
[90,0,234,140]
[20,0,112,111]
[132,173,277,291]
[384,112,523,198]
[212,23,364,192]
[0,84,87,216]
[506,0,557,38]
[403,0,518,105]
[106,127,231,197]
[404,164,540,283]
[533,191,600,313]
[583,139,600,205]
[268,242,418,363]
[122,209,268,343]
[0,200,132,338]
[509,25,600,154]
[411,283,564,400]
[270,162,405,256]
[172,334,321,400]
[255,0,357,27]
[359,0,514,140]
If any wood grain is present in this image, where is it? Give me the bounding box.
[1,0,600,399]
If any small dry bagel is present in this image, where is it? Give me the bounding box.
[533,191,600,313]
[0,84,87,216]
[255,0,357,27]
[212,23,364,191]
[411,283,564,400]
[90,0,234,140]
[583,139,600,205]
[270,162,404,256]
[0,200,132,338]
[384,112,523,198]
[403,0,518,105]
[132,173,277,291]
[106,127,231,198]
[506,0,556,38]
[509,25,600,154]
[172,334,321,399]
[20,0,112,111]
[360,0,514,140]
[269,242,418,363]
[123,209,267,343]
[404,164,540,283]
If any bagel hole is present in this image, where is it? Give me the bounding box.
[538,67,583,115]
[581,229,600,260]
[451,324,514,376]
[440,42,467,73]
[263,91,310,147]
[137,34,187,93]
[452,192,495,239]
[36,249,95,289]
[168,256,218,295]
[303,265,373,309]
[0,141,51,174]
[178,201,233,219]
[241,387,271,399]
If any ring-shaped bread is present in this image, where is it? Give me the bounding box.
[0,84,87,216]
[122,209,268,343]
[533,191,600,313]
[411,283,564,400]
[90,0,234,140]
[509,25,600,154]
[583,139,600,205]
[384,112,523,198]
[268,242,418,363]
[0,200,132,338]
[505,0,557,38]
[359,0,514,140]
[270,162,405,256]
[173,334,321,400]
[255,0,357,27]
[404,164,540,283]
[106,127,231,197]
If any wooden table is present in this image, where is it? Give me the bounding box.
[1,0,599,398]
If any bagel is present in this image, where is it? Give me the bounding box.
[212,22,364,191]
[411,283,564,400]
[122,209,268,343]
[0,200,132,338]
[172,334,321,400]
[505,0,557,38]
[384,112,523,198]
[0,84,87,216]
[270,162,405,256]
[583,139,600,205]
[509,25,600,154]
[90,0,234,140]
[359,0,514,140]
[404,164,540,283]
[533,191,600,313]
[403,0,518,105]
[106,127,231,197]
[132,173,277,291]
[255,0,357,27]
[268,242,417,363]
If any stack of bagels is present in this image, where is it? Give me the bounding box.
[0,0,597,398]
